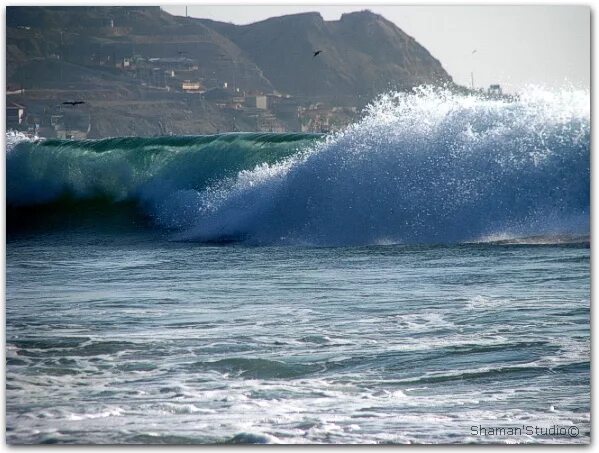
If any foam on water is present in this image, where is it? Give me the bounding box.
[7,236,590,443]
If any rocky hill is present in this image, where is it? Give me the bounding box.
[7,6,273,92]
[200,11,451,99]
[6,6,455,137]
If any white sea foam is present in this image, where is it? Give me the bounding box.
[168,86,589,245]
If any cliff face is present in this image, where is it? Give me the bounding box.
[199,10,452,97]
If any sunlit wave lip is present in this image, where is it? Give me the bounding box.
[6,84,590,246]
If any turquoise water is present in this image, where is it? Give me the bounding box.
[6,87,590,443]
[6,231,590,444]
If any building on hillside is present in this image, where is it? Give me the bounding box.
[247,110,285,132]
[135,67,168,88]
[270,96,301,131]
[182,81,205,93]
[225,97,245,110]
[245,95,268,110]
[7,102,26,129]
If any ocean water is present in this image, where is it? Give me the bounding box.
[6,87,590,444]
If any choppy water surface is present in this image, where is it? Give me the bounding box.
[6,232,589,444]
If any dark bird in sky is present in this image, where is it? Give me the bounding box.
[313,50,323,58]
[62,101,85,106]
[177,50,187,55]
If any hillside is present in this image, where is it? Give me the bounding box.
[6,6,455,137]
[7,6,273,91]
[199,11,451,98]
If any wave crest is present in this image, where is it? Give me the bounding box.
[7,86,589,245]
[169,86,590,245]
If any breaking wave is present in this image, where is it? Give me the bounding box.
[7,86,589,245]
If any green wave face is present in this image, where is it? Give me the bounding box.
[7,133,323,207]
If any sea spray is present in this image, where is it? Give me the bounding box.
[6,86,589,245]
[170,86,590,245]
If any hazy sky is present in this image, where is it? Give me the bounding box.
[161,4,590,93]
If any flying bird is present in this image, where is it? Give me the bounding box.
[313,50,323,58]
[472,49,478,54]
[62,101,85,106]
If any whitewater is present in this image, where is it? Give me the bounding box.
[7,86,589,245]
[6,86,590,444]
